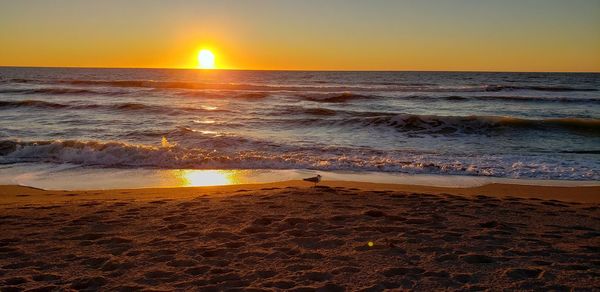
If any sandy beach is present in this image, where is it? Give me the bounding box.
[0,181,598,291]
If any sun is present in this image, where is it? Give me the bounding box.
[197,49,215,69]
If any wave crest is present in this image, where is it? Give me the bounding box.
[0,100,228,114]
[0,87,128,96]
[300,92,374,103]
[483,85,597,92]
[408,95,600,103]
[0,139,597,179]
[304,114,600,135]
[0,100,68,109]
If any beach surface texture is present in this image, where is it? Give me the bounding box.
[0,181,599,291]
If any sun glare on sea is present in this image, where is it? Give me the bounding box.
[197,49,215,69]
[170,169,242,187]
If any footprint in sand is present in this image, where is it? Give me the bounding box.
[32,273,62,282]
[503,268,544,280]
[184,265,211,275]
[138,270,178,285]
[70,276,108,290]
[460,254,497,264]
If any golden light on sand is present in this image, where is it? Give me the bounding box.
[174,169,241,187]
[197,49,215,69]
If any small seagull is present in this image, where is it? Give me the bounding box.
[303,174,322,187]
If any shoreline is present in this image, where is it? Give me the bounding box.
[1,179,599,204]
[1,164,598,193]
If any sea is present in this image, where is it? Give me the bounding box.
[0,67,598,189]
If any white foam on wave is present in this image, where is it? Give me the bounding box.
[0,139,597,180]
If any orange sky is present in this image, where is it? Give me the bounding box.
[1,0,599,72]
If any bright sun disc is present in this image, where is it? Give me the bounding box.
[198,49,215,69]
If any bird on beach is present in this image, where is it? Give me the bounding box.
[303,174,322,187]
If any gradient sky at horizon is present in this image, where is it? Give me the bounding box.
[1,0,599,71]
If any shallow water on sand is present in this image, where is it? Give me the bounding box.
[2,163,599,190]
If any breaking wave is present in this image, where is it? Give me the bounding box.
[0,139,597,180]
[288,114,600,135]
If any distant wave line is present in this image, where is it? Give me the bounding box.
[3,78,597,93]
[0,100,231,114]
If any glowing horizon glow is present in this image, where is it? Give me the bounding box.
[197,49,215,69]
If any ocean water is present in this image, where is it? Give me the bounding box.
[0,67,598,182]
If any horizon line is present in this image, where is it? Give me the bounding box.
[0,65,598,74]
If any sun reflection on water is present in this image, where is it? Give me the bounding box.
[169,169,244,187]
[201,105,218,111]
[193,119,216,124]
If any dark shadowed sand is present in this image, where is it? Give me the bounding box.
[0,181,598,291]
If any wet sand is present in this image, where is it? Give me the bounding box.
[0,181,598,290]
